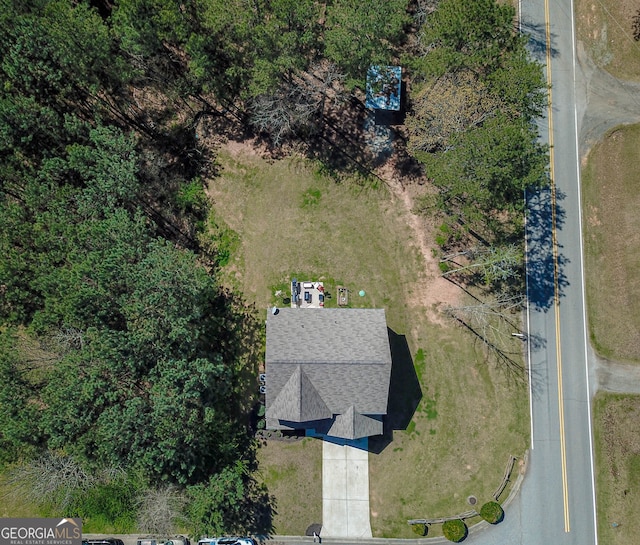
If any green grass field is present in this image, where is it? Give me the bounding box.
[593,393,640,545]
[208,147,529,537]
[582,124,640,362]
[581,123,640,542]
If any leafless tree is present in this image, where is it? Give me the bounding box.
[441,244,522,283]
[52,326,87,351]
[250,63,346,145]
[444,292,528,378]
[413,0,440,27]
[445,293,524,343]
[406,70,500,153]
[136,486,187,536]
[5,452,95,509]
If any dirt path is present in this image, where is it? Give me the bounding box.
[576,41,640,159]
[595,357,640,394]
[377,163,460,325]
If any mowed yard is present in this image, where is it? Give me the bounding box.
[582,124,640,362]
[581,124,640,545]
[207,145,529,538]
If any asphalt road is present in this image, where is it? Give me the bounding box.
[518,0,598,543]
[422,1,599,543]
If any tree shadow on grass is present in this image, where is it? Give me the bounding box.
[243,478,277,536]
[369,328,422,454]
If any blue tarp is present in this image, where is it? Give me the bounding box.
[365,65,401,111]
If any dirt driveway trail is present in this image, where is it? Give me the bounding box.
[595,358,640,394]
[576,41,640,158]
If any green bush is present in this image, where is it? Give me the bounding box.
[176,177,208,217]
[442,519,467,542]
[411,523,427,536]
[69,479,137,532]
[479,501,504,524]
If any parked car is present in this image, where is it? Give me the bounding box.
[165,536,190,545]
[198,538,255,545]
[86,539,124,545]
[137,536,190,545]
[137,538,158,545]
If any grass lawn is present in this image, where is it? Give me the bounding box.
[255,437,323,535]
[582,124,640,362]
[207,146,529,537]
[593,392,640,545]
[0,476,38,518]
[582,125,640,543]
[575,0,640,81]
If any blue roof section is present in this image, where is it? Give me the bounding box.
[366,65,401,111]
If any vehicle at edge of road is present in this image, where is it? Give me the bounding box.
[197,537,255,545]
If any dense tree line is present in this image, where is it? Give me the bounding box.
[404,0,548,366]
[0,0,271,534]
[406,0,548,276]
[0,0,414,532]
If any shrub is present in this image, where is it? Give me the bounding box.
[442,519,467,542]
[70,479,137,532]
[411,523,427,536]
[479,501,504,524]
[633,9,640,41]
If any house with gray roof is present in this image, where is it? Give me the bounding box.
[264,308,392,440]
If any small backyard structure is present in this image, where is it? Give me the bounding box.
[291,278,325,308]
[365,65,402,111]
[337,286,348,306]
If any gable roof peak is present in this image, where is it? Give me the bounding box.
[266,365,332,423]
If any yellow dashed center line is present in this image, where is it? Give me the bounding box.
[544,0,571,532]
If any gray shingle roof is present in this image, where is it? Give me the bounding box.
[327,406,383,439]
[265,308,392,439]
[265,365,332,422]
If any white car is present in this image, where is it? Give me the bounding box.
[198,538,255,545]
[138,537,190,545]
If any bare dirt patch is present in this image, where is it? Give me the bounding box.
[377,159,460,324]
[575,0,640,81]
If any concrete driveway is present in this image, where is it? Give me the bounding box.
[321,438,372,538]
